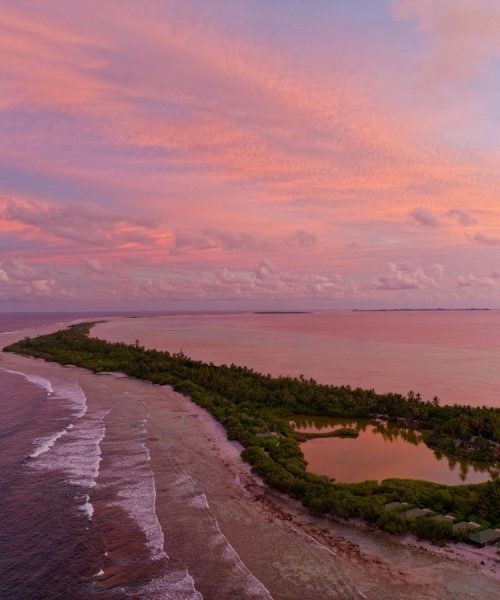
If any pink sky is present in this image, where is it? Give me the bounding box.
[1,1,500,310]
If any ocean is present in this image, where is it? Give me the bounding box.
[0,313,100,598]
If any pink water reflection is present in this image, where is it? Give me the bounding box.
[94,311,500,408]
[292,417,497,485]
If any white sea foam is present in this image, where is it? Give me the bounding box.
[173,469,272,598]
[30,410,107,486]
[27,381,93,465]
[30,427,70,458]
[1,368,54,394]
[57,411,107,489]
[189,493,209,510]
[28,383,108,521]
[210,520,273,599]
[145,442,167,558]
[81,495,94,518]
[52,381,88,419]
[109,431,168,561]
[126,570,203,600]
[2,371,95,467]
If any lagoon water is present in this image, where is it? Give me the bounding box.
[291,417,498,485]
[94,310,500,409]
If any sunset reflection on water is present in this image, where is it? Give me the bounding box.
[291,417,499,485]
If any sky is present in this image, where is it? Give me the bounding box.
[1,0,500,310]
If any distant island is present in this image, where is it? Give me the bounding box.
[353,308,491,312]
[253,311,312,315]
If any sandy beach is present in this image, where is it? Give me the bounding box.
[1,321,498,599]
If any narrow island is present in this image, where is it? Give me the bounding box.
[5,323,499,546]
[253,311,312,314]
[352,308,491,312]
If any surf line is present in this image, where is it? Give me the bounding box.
[1,367,54,395]
[176,465,273,599]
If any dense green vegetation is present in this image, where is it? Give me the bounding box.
[332,427,359,437]
[293,427,359,441]
[5,322,500,544]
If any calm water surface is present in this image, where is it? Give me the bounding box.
[290,416,498,485]
[95,310,500,408]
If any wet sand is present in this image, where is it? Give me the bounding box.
[1,322,498,599]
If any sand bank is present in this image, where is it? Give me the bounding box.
[1,322,498,599]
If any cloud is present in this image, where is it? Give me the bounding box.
[170,232,217,255]
[203,228,260,252]
[288,230,317,248]
[2,0,490,225]
[134,260,352,302]
[457,272,500,287]
[0,258,73,301]
[171,228,263,255]
[2,199,163,249]
[408,207,440,228]
[0,264,9,282]
[30,278,57,295]
[447,208,477,226]
[393,0,500,82]
[81,257,105,273]
[408,207,482,234]
[170,227,318,256]
[368,262,444,291]
[470,231,500,246]
[0,254,393,305]
[1,2,500,308]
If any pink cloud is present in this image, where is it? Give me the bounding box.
[408,207,441,228]
[393,0,500,82]
[470,231,500,246]
[0,258,73,301]
[81,257,105,273]
[368,262,444,291]
[457,272,500,288]
[1,199,168,250]
[447,209,477,226]
[0,2,499,308]
[288,230,318,248]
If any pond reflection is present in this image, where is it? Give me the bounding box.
[290,416,499,485]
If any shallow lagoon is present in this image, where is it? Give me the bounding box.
[291,416,499,486]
